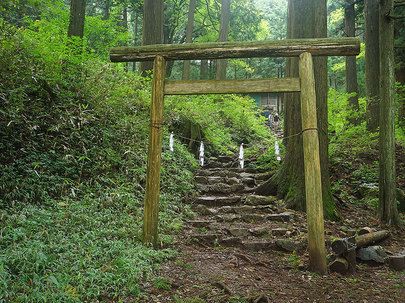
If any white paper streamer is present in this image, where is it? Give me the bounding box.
[275,140,281,161]
[239,143,244,169]
[169,132,174,152]
[199,141,204,166]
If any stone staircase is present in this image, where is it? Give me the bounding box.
[185,155,307,253]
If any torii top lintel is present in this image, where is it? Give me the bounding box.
[109,37,360,63]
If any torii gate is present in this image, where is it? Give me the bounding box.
[110,37,360,274]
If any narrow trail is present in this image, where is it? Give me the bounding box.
[139,155,317,302]
[136,130,404,303]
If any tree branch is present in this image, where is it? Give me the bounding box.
[394,2,405,7]
[387,14,405,19]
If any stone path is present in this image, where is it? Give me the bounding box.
[185,155,307,253]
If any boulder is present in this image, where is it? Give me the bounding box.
[245,195,276,205]
[357,183,378,199]
[275,239,306,252]
[357,245,388,263]
[227,228,250,237]
[267,212,294,222]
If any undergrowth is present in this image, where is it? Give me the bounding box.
[0,12,272,301]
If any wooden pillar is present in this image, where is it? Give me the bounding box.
[299,52,327,274]
[143,55,166,247]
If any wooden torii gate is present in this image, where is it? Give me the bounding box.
[110,37,360,274]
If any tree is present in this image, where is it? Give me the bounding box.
[67,0,86,38]
[379,0,399,225]
[364,0,380,132]
[216,0,231,80]
[140,0,164,75]
[256,0,335,219]
[344,0,359,125]
[182,0,197,80]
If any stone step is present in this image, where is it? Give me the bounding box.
[197,183,245,194]
[216,204,277,215]
[243,239,276,251]
[190,233,222,245]
[214,212,293,224]
[195,176,244,186]
[245,195,277,205]
[267,212,294,222]
[194,195,242,207]
[187,219,215,228]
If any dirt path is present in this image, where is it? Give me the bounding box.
[136,155,405,303]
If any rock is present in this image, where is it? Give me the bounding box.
[255,172,272,181]
[191,233,220,245]
[207,176,225,184]
[196,184,210,192]
[357,183,378,199]
[357,246,388,263]
[217,155,234,163]
[215,214,240,222]
[226,177,240,185]
[241,177,256,187]
[193,204,217,216]
[217,205,254,214]
[197,169,214,176]
[254,205,277,213]
[271,228,288,236]
[220,237,243,247]
[228,171,239,178]
[231,183,245,192]
[187,220,213,228]
[215,196,242,205]
[245,195,276,205]
[267,212,294,222]
[275,239,306,252]
[195,176,208,184]
[241,213,267,223]
[243,240,275,251]
[227,228,250,237]
[244,167,258,174]
[195,195,241,207]
[209,183,233,194]
[248,227,268,237]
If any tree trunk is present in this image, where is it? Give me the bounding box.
[140,0,164,76]
[103,0,110,20]
[67,0,86,38]
[200,60,209,79]
[364,0,380,132]
[133,10,139,72]
[379,0,399,225]
[256,0,335,218]
[345,0,360,125]
[216,0,231,80]
[182,0,197,80]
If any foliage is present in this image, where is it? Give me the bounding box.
[328,88,367,135]
[0,18,198,301]
[165,94,272,155]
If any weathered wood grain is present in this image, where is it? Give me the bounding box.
[143,55,166,247]
[110,38,360,62]
[299,52,327,274]
[164,78,301,95]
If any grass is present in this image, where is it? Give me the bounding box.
[0,185,183,302]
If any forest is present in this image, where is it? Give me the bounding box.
[0,0,404,302]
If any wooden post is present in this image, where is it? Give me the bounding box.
[299,52,327,274]
[143,55,166,247]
